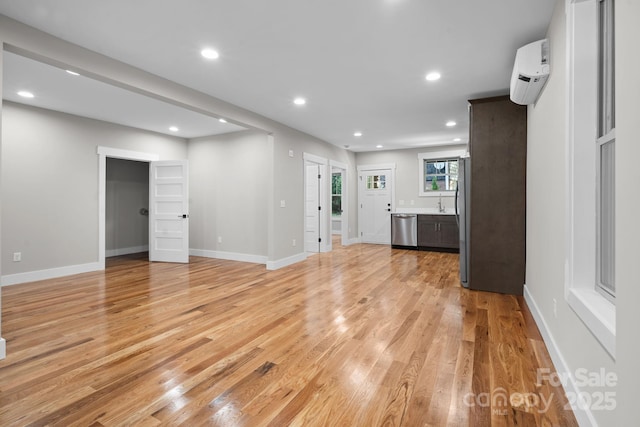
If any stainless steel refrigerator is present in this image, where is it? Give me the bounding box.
[455,156,470,288]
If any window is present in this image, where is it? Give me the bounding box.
[423,158,458,192]
[366,174,386,190]
[332,172,342,216]
[418,150,466,197]
[596,0,615,300]
[564,0,615,358]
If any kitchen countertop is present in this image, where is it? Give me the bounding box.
[394,208,456,215]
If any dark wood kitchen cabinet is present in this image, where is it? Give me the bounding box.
[467,95,527,295]
[418,214,459,252]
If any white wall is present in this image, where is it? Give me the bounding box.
[525,1,617,425]
[269,126,358,261]
[355,145,467,211]
[0,46,5,358]
[0,15,356,268]
[188,130,269,260]
[0,101,358,276]
[105,158,149,256]
[615,0,640,424]
[0,100,358,274]
[1,102,187,276]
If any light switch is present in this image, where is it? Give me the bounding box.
[288,150,294,157]
[280,200,286,208]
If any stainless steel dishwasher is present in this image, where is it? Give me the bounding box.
[391,214,417,249]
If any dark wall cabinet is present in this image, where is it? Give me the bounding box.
[468,96,527,295]
[418,214,459,251]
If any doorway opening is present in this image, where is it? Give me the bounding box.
[330,160,348,248]
[98,146,158,269]
[106,158,150,260]
[99,147,191,268]
[302,154,349,254]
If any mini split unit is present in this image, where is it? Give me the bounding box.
[510,39,550,105]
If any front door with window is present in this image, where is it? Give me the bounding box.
[359,168,393,244]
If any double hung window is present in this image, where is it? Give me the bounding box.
[596,0,615,300]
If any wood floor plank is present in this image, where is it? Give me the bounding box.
[446,339,475,426]
[0,244,578,426]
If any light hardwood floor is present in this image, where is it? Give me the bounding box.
[0,243,577,426]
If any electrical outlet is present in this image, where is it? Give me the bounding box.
[218,236,222,243]
[13,252,21,262]
[553,298,557,318]
[292,239,296,247]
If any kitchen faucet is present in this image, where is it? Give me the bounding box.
[438,194,445,213]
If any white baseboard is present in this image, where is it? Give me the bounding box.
[189,249,268,265]
[1,262,102,287]
[266,252,307,270]
[346,237,361,245]
[523,285,597,427]
[0,338,5,360]
[106,245,149,258]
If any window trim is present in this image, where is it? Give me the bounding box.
[424,159,458,192]
[418,149,466,197]
[565,0,615,358]
[567,288,615,353]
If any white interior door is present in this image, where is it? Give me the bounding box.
[149,160,189,263]
[305,162,321,253]
[359,168,393,244]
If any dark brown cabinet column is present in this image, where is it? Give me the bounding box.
[468,96,527,295]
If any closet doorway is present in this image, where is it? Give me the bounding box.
[105,158,150,259]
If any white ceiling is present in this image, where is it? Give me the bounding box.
[2,52,247,138]
[0,0,556,151]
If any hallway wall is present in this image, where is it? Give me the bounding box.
[1,102,187,277]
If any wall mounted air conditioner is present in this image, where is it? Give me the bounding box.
[509,39,549,105]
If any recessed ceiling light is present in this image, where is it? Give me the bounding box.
[17,91,34,98]
[376,144,383,149]
[425,72,441,81]
[446,121,457,127]
[453,138,462,142]
[218,118,227,123]
[169,126,179,132]
[293,97,306,106]
[66,70,80,76]
[201,48,219,60]
[354,132,363,137]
